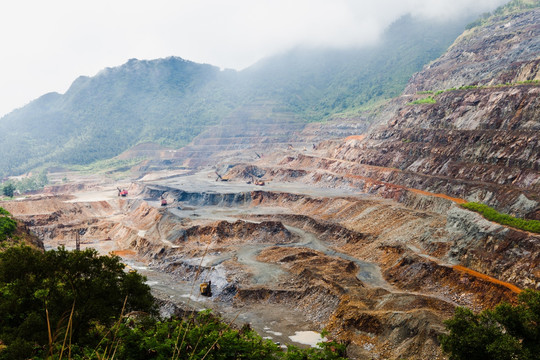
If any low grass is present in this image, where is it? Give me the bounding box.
[68,157,145,174]
[461,202,540,233]
[421,79,539,97]
[407,96,436,105]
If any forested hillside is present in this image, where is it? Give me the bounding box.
[0,14,471,176]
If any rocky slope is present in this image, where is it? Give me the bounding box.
[2,3,539,360]
[271,5,540,217]
[1,180,522,359]
[221,0,540,313]
[404,6,540,93]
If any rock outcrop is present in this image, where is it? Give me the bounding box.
[276,6,540,216]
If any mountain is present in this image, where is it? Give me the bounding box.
[242,14,468,119]
[266,1,540,220]
[0,58,237,175]
[0,14,471,177]
[320,0,540,217]
[218,3,539,355]
[258,0,539,296]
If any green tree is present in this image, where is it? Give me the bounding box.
[440,290,540,360]
[0,244,349,359]
[1,183,14,198]
[0,246,156,359]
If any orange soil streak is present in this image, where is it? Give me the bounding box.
[344,135,366,141]
[311,156,467,203]
[453,265,522,294]
[408,188,466,204]
[111,249,137,256]
[342,173,466,205]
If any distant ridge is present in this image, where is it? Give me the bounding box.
[0,15,471,176]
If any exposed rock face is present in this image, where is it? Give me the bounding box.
[199,10,540,353]
[275,7,540,217]
[324,85,540,215]
[404,8,540,92]
[4,6,540,360]
[4,176,531,360]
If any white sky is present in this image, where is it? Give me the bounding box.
[0,0,507,118]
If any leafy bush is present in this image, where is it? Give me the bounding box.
[0,208,16,241]
[461,202,540,233]
[87,311,347,360]
[440,289,540,360]
[1,183,15,198]
[0,245,348,359]
[0,246,156,359]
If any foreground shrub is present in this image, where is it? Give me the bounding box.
[440,289,540,360]
[0,246,155,359]
[87,311,347,360]
[0,246,347,359]
[0,208,16,242]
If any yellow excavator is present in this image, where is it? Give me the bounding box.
[200,281,212,297]
[215,171,229,182]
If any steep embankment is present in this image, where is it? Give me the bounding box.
[3,183,523,359]
[226,2,540,295]
[270,5,539,216]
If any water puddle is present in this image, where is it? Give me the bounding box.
[289,331,326,347]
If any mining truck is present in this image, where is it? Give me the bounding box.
[251,175,265,186]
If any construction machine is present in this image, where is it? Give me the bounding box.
[251,175,265,186]
[200,281,212,297]
[160,194,168,206]
[215,171,229,182]
[117,187,128,197]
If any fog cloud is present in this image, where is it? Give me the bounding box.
[0,0,508,117]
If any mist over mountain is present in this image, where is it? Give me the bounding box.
[0,14,471,177]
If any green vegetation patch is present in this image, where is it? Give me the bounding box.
[440,289,540,360]
[461,202,540,233]
[0,245,348,359]
[0,246,156,359]
[0,208,16,242]
[87,312,346,360]
[68,157,145,174]
[407,96,436,105]
[1,170,49,197]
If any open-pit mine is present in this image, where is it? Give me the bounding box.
[3,159,535,359]
[2,3,539,359]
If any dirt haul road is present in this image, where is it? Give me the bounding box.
[2,168,526,359]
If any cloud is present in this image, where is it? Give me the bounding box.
[0,0,508,117]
